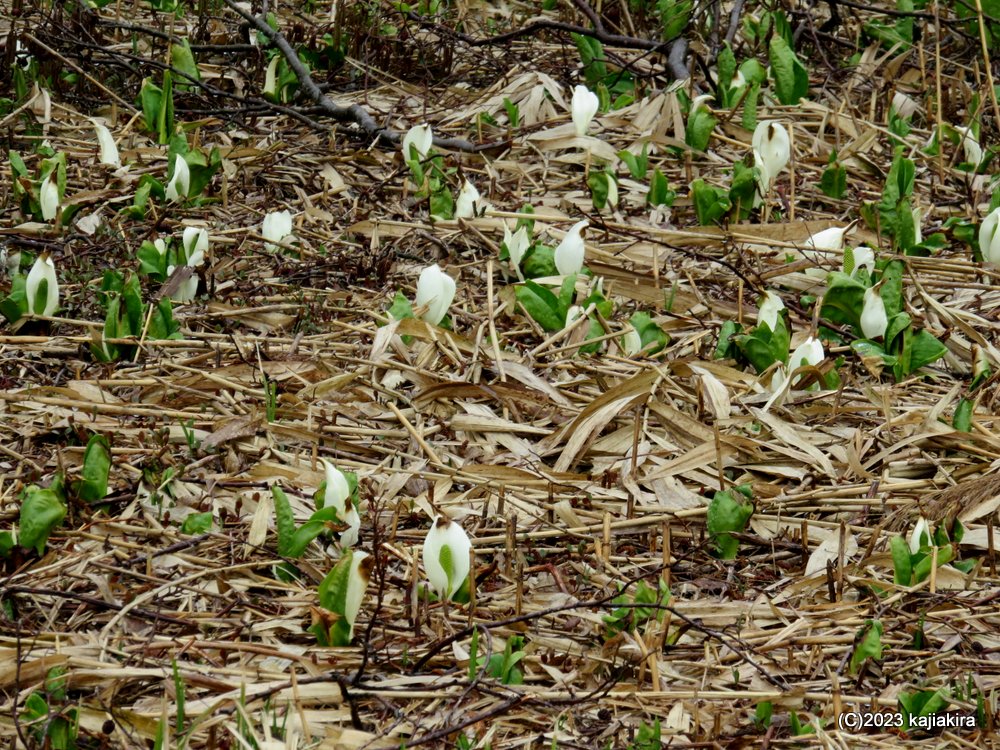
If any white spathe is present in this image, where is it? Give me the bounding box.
[564,305,585,331]
[503,224,530,281]
[165,154,190,202]
[402,123,433,160]
[805,224,851,252]
[788,336,824,387]
[414,264,456,326]
[343,551,371,640]
[40,173,59,221]
[263,55,280,98]
[752,149,771,207]
[850,246,876,277]
[167,264,198,303]
[605,172,618,208]
[262,210,294,251]
[757,290,785,331]
[752,121,790,179]
[954,125,983,167]
[92,119,120,168]
[554,220,589,276]
[25,253,59,316]
[571,85,599,136]
[182,227,209,267]
[321,459,360,548]
[622,323,642,356]
[909,517,930,553]
[979,206,1000,265]
[860,287,888,339]
[455,179,481,219]
[423,515,472,601]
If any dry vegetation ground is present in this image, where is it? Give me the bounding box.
[4,1,1000,748]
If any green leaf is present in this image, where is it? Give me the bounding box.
[741,82,761,131]
[629,312,668,355]
[890,534,912,585]
[647,168,674,207]
[819,271,867,331]
[716,44,737,107]
[849,619,884,674]
[314,550,357,646]
[728,161,757,220]
[170,39,201,90]
[768,36,809,105]
[715,320,742,359]
[271,485,296,558]
[387,290,414,322]
[819,162,847,199]
[521,244,557,279]
[19,487,67,554]
[180,512,213,534]
[588,169,610,209]
[754,702,773,730]
[906,329,947,373]
[954,398,973,432]
[618,144,648,179]
[707,489,753,559]
[691,179,730,225]
[685,107,716,152]
[75,434,111,502]
[516,281,567,332]
[658,0,693,41]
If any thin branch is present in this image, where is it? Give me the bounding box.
[220,0,497,152]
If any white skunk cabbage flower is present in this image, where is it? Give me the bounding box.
[319,550,371,643]
[263,55,280,99]
[423,515,472,601]
[604,172,619,208]
[806,224,853,252]
[182,227,208,267]
[414,264,456,326]
[341,551,371,640]
[262,210,294,251]
[571,85,600,136]
[980,206,1000,265]
[757,290,785,331]
[788,336,825,388]
[503,223,530,281]
[40,172,60,221]
[622,322,643,356]
[25,253,59,316]
[564,305,586,331]
[752,121,790,179]
[954,125,982,167]
[554,219,589,276]
[455,179,481,219]
[860,286,888,340]
[92,119,120,168]
[752,149,771,207]
[321,459,360,548]
[766,363,787,394]
[909,517,931,554]
[892,91,919,119]
[912,206,922,245]
[167,264,198,303]
[402,123,433,161]
[165,154,190,202]
[849,246,876,277]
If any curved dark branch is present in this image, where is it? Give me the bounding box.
[220,0,499,152]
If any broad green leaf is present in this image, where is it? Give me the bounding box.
[170,39,201,90]
[691,179,730,225]
[76,434,111,502]
[707,489,753,559]
[19,487,67,554]
[906,329,947,372]
[180,512,213,534]
[849,619,884,674]
[890,535,912,585]
[685,107,716,152]
[819,271,866,330]
[768,36,809,105]
[516,281,566,332]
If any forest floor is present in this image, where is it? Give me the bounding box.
[3,1,1000,748]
